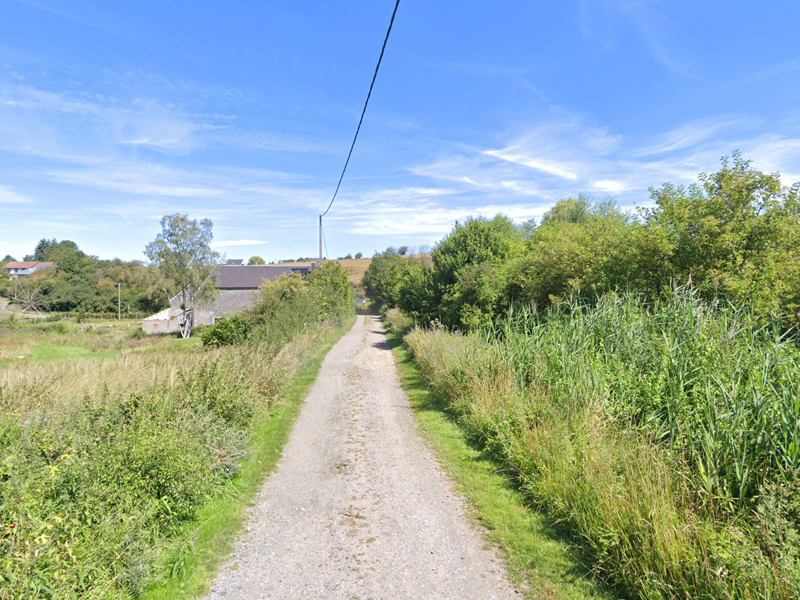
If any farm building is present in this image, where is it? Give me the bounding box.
[142,262,314,334]
[3,261,55,276]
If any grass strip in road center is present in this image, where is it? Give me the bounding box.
[141,315,357,600]
[387,332,617,600]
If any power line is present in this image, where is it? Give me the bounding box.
[321,0,401,218]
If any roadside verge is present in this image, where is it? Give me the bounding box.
[387,331,617,600]
[142,315,357,600]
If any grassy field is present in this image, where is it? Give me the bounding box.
[0,318,182,364]
[0,314,348,599]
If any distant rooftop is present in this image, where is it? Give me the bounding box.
[213,264,311,289]
[3,261,55,270]
[226,259,244,266]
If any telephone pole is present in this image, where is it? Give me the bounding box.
[319,215,323,263]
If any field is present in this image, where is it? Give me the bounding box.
[0,316,333,598]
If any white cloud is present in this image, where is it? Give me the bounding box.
[633,116,755,157]
[592,179,628,193]
[485,149,578,180]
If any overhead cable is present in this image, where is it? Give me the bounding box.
[321,0,401,217]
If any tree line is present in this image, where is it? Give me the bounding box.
[365,152,800,330]
[0,214,228,318]
[1,240,167,315]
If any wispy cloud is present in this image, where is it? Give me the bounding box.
[407,109,800,215]
[0,185,34,204]
[632,115,757,157]
[632,14,698,78]
[44,163,229,198]
[485,148,579,180]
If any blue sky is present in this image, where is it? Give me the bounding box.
[1,0,799,262]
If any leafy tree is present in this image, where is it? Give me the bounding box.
[144,214,221,337]
[646,152,800,321]
[396,260,435,322]
[431,215,519,327]
[398,246,408,256]
[517,218,537,239]
[540,194,594,226]
[354,252,363,259]
[362,248,407,308]
[307,261,354,320]
[248,256,266,265]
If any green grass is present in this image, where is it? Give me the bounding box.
[30,344,121,361]
[141,314,356,600]
[387,332,616,600]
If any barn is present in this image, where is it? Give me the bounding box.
[141,261,314,334]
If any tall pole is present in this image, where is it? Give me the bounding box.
[118,282,121,320]
[319,215,323,263]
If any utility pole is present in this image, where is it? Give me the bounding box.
[117,282,121,320]
[319,215,323,263]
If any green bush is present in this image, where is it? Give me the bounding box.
[202,262,354,349]
[201,313,249,346]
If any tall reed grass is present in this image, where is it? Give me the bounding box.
[389,290,800,599]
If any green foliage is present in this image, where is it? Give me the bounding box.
[398,291,800,599]
[646,151,800,323]
[362,248,408,308]
[365,154,800,329]
[202,262,354,348]
[2,240,167,315]
[354,252,363,259]
[247,256,265,265]
[144,214,221,323]
[0,338,298,598]
[200,313,249,347]
[307,261,355,321]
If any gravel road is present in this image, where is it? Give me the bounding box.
[204,315,518,600]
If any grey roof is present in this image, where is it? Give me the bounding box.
[213,265,311,289]
[226,259,244,266]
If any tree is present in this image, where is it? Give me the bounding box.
[645,152,800,321]
[144,214,221,337]
[354,252,363,259]
[362,248,407,308]
[248,256,266,265]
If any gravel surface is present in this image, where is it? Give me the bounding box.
[204,316,518,600]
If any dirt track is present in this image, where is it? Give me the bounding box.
[205,315,517,599]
